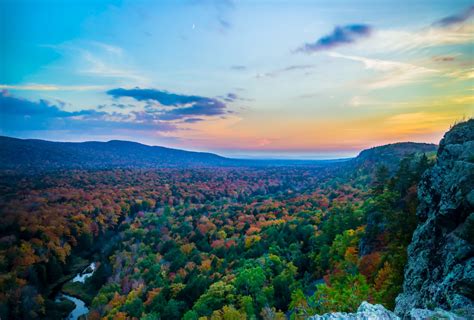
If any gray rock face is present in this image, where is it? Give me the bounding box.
[308,301,400,320]
[308,302,469,320]
[409,308,467,320]
[395,119,474,318]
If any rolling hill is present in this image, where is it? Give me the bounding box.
[351,142,437,172]
[0,136,236,170]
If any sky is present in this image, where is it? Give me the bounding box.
[0,0,473,159]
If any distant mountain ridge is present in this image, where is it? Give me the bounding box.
[0,136,235,170]
[0,136,437,171]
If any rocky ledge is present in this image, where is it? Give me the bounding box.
[309,301,467,320]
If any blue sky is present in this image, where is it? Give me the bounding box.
[1,0,473,158]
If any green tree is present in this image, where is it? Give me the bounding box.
[193,281,236,316]
[122,297,144,318]
[235,266,266,297]
[311,273,370,313]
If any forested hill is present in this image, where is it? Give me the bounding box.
[0,136,235,169]
[351,142,437,172]
[0,136,437,171]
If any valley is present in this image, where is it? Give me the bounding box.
[0,134,444,319]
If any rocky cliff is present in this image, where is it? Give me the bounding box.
[394,119,474,317]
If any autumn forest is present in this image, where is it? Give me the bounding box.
[0,140,436,319]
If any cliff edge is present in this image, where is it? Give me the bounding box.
[395,119,474,317]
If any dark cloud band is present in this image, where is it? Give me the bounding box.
[107,88,229,120]
[0,91,176,134]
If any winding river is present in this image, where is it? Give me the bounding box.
[55,262,96,320]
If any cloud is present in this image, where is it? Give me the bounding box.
[256,64,315,79]
[432,55,457,62]
[348,9,473,55]
[81,50,147,83]
[383,112,458,136]
[218,18,231,30]
[0,84,106,91]
[90,41,124,56]
[214,0,234,31]
[446,68,474,80]
[194,0,234,32]
[433,6,474,27]
[329,52,438,89]
[0,91,175,134]
[297,24,372,53]
[349,95,380,107]
[108,88,214,106]
[158,104,226,120]
[222,93,238,102]
[98,103,136,110]
[107,88,230,120]
[44,41,149,85]
[374,27,474,54]
[282,65,315,72]
[183,118,204,123]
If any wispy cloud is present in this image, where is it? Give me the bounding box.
[369,26,474,54]
[432,55,458,62]
[256,64,315,79]
[350,7,474,55]
[384,112,458,136]
[230,65,246,71]
[215,0,234,32]
[297,24,372,53]
[222,93,238,102]
[329,52,438,89]
[81,50,148,84]
[433,5,474,27]
[98,103,136,110]
[196,0,234,32]
[0,84,106,91]
[43,41,149,85]
[446,68,474,80]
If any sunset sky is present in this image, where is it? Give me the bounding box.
[1,0,473,158]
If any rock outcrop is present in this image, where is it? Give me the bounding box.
[308,301,400,320]
[409,308,467,320]
[395,119,474,318]
[308,301,467,320]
